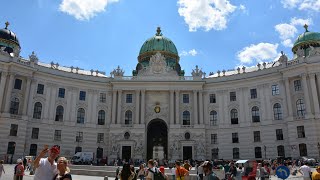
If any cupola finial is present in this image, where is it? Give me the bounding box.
[5,21,9,29]
[156,27,162,36]
[304,24,309,32]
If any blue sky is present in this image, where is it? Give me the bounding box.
[1,0,319,76]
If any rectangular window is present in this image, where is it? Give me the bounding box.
[272,85,280,95]
[209,94,216,103]
[31,128,39,139]
[14,79,22,90]
[276,129,284,140]
[233,148,240,159]
[250,89,257,99]
[100,93,106,103]
[54,130,61,141]
[211,134,217,144]
[37,84,44,94]
[230,92,236,101]
[97,133,104,143]
[9,124,18,136]
[79,91,86,101]
[253,131,261,142]
[294,80,302,92]
[58,88,65,98]
[126,94,133,103]
[76,132,83,142]
[183,94,189,103]
[297,126,305,138]
[232,133,239,143]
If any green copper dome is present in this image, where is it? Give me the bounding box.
[293,24,320,52]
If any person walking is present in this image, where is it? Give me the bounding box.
[311,166,320,180]
[53,157,72,180]
[119,163,135,180]
[175,161,189,180]
[0,160,5,179]
[299,162,311,180]
[137,164,146,180]
[16,160,24,180]
[201,161,219,180]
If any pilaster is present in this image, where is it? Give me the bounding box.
[4,73,15,113]
[135,90,140,124]
[0,72,8,112]
[193,90,198,125]
[301,73,312,118]
[116,90,122,124]
[22,78,32,115]
[309,73,320,117]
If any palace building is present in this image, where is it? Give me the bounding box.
[0,23,320,162]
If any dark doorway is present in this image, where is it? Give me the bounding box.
[183,146,192,160]
[122,146,131,162]
[147,119,168,161]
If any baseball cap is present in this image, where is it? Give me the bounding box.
[159,166,165,174]
[50,145,60,154]
[201,161,213,168]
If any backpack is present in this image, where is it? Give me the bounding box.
[148,168,166,180]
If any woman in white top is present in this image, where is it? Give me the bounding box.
[0,160,5,178]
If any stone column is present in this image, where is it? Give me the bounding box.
[284,78,293,117]
[309,73,320,116]
[141,90,146,125]
[199,91,204,125]
[170,90,174,125]
[111,90,117,124]
[4,73,15,113]
[175,90,180,124]
[44,83,52,119]
[87,90,93,123]
[243,88,250,122]
[49,85,57,120]
[239,88,245,123]
[0,72,8,112]
[66,87,73,121]
[301,74,312,117]
[264,84,272,120]
[22,78,32,115]
[203,92,209,125]
[27,79,37,116]
[116,90,122,124]
[193,91,198,125]
[92,91,98,124]
[135,90,140,124]
[223,91,228,125]
[70,88,78,122]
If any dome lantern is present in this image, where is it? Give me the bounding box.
[292,24,320,56]
[0,21,21,57]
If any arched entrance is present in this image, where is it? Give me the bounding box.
[147,119,168,161]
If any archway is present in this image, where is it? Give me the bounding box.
[147,119,168,161]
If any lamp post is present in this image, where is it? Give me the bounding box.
[264,145,267,159]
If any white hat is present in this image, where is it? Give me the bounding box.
[17,159,22,163]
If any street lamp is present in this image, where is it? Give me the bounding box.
[264,145,267,159]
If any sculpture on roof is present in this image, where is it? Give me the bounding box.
[191,65,205,78]
[110,66,125,78]
[29,51,39,64]
[309,46,320,57]
[278,51,288,64]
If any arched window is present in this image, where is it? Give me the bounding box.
[273,103,282,120]
[252,106,260,122]
[183,111,190,125]
[29,144,37,156]
[254,147,262,158]
[33,102,42,119]
[98,110,106,125]
[230,109,238,124]
[55,106,64,122]
[233,148,239,159]
[10,98,19,115]
[277,145,285,157]
[77,108,85,124]
[296,99,306,117]
[125,110,132,125]
[299,143,308,156]
[210,110,218,126]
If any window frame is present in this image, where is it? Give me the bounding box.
[31,128,39,139]
[126,94,133,103]
[10,98,19,115]
[251,106,260,123]
[79,91,86,101]
[124,110,133,125]
[209,110,218,126]
[250,89,257,99]
[231,109,238,124]
[58,88,65,98]
[54,130,62,141]
[98,110,106,125]
[230,92,236,101]
[182,111,191,125]
[9,124,18,136]
[296,99,306,117]
[253,131,261,142]
[99,93,106,103]
[183,94,189,104]
[294,80,302,92]
[211,134,217,144]
[273,103,283,120]
[14,79,22,90]
[232,133,239,143]
[77,108,85,124]
[233,148,240,159]
[297,126,305,138]
[33,102,42,119]
[209,94,216,103]
[255,147,262,158]
[272,84,280,96]
[276,129,284,140]
[55,105,64,122]
[36,84,44,94]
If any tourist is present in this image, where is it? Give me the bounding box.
[299,162,311,180]
[197,161,204,180]
[201,161,219,180]
[16,160,24,180]
[130,165,138,180]
[257,163,268,180]
[311,166,320,180]
[183,161,192,171]
[175,161,189,180]
[116,167,120,180]
[169,164,176,180]
[137,164,146,180]
[13,159,22,180]
[119,163,135,180]
[146,159,156,180]
[0,160,5,179]
[159,166,169,180]
[228,162,237,180]
[53,157,72,180]
[33,145,60,180]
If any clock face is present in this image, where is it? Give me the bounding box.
[154,106,160,113]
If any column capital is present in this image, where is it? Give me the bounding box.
[175,90,180,93]
[308,73,316,79]
[118,90,122,93]
[1,71,8,77]
[135,89,140,93]
[141,89,146,93]
[193,90,198,93]
[300,73,307,78]
[8,72,16,78]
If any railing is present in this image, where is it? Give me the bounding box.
[286,58,300,66]
[114,76,200,81]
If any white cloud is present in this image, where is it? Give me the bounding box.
[275,23,297,40]
[290,17,312,26]
[59,0,119,20]
[180,49,198,56]
[282,39,293,47]
[281,0,320,11]
[281,0,301,8]
[177,0,237,31]
[237,43,279,64]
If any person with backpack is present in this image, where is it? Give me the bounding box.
[201,161,219,180]
[146,159,165,180]
[175,161,189,180]
[16,160,24,180]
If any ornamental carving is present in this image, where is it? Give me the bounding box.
[308,46,320,57]
[145,104,168,121]
[150,52,166,74]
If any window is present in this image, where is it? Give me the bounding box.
[97,133,104,143]
[296,99,306,117]
[294,80,302,91]
[77,108,85,124]
[124,110,132,125]
[230,92,236,101]
[255,147,262,158]
[14,79,22,90]
[276,129,284,140]
[31,128,39,139]
[182,111,191,125]
[99,93,106,103]
[253,131,261,142]
[250,89,257,99]
[185,132,191,140]
[33,102,42,119]
[183,94,189,103]
[55,106,64,122]
[252,106,260,122]
[210,94,216,103]
[98,110,105,125]
[9,124,18,136]
[272,85,280,95]
[212,148,219,159]
[10,98,19,115]
[124,132,130,139]
[96,147,103,159]
[58,88,65,98]
[277,145,285,157]
[299,143,308,156]
[37,84,44,94]
[231,109,238,124]
[54,130,62,141]
[79,91,86,101]
[126,94,133,103]
[273,103,282,120]
[209,110,218,126]
[211,134,217,144]
[297,126,305,138]
[233,148,239,159]
[232,133,239,143]
[29,144,37,156]
[76,132,83,142]
[7,142,16,154]
[75,146,82,154]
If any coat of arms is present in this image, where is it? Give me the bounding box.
[149,52,166,74]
